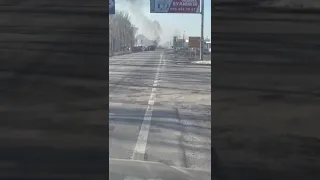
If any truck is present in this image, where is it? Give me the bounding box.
[148,45,156,51]
[148,40,157,51]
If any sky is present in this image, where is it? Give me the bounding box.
[114,0,211,43]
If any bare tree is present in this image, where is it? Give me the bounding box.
[109,11,138,53]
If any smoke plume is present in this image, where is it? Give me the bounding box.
[121,0,163,43]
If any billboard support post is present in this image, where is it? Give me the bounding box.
[109,0,115,14]
[200,0,204,60]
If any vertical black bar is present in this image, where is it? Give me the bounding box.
[0,0,109,179]
[212,1,320,180]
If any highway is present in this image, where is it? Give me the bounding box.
[0,1,212,179]
[109,50,211,172]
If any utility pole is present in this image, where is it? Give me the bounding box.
[200,0,204,60]
[183,31,185,48]
[110,27,113,54]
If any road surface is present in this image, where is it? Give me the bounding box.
[0,1,108,179]
[109,50,212,174]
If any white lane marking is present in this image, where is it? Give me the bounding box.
[131,53,163,160]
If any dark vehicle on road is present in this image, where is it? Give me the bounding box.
[131,46,143,52]
[149,45,156,51]
[145,45,156,51]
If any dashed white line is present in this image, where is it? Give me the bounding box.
[131,53,163,160]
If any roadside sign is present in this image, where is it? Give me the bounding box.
[176,39,184,47]
[109,0,115,14]
[150,0,200,14]
[188,36,200,48]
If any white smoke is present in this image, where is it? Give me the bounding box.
[120,0,163,43]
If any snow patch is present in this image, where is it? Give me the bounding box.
[191,61,211,65]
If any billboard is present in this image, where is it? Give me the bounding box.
[109,0,115,14]
[188,36,200,48]
[150,0,201,13]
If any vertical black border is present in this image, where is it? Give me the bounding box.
[0,0,109,179]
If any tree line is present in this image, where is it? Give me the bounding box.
[109,11,138,52]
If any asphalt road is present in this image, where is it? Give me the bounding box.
[109,50,211,176]
[0,1,108,179]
